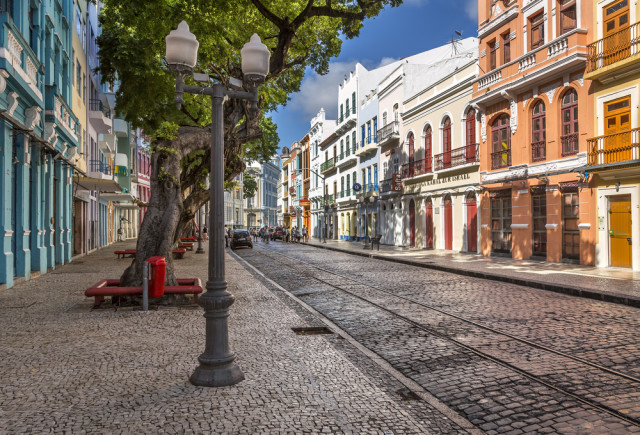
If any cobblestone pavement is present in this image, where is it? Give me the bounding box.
[0,240,474,434]
[236,241,640,434]
[302,239,640,307]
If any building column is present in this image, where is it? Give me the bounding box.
[64,166,72,263]
[15,135,31,279]
[0,121,14,286]
[30,145,46,274]
[45,156,55,269]
[55,159,65,265]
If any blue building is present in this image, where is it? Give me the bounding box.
[0,0,80,288]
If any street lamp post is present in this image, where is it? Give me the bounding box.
[196,205,204,253]
[166,21,270,387]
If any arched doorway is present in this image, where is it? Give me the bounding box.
[465,192,477,252]
[425,198,433,248]
[444,194,453,250]
[409,199,416,247]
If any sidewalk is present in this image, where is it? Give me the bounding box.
[0,240,475,434]
[303,238,640,308]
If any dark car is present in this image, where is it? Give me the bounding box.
[272,227,284,240]
[230,229,253,250]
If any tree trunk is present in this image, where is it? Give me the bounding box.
[120,141,182,286]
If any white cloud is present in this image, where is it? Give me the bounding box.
[289,61,357,120]
[376,57,399,68]
[463,0,478,21]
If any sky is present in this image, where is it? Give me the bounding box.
[268,0,479,152]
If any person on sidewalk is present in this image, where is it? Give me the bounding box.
[224,226,229,248]
[202,225,208,242]
[302,226,308,242]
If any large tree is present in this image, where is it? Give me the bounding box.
[98,0,401,285]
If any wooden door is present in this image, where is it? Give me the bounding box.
[409,200,416,247]
[443,118,452,168]
[425,199,433,248]
[603,0,630,67]
[604,97,631,163]
[466,194,477,252]
[444,195,453,250]
[609,195,632,268]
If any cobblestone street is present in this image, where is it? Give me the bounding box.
[0,241,473,434]
[236,240,640,434]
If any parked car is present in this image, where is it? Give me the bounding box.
[273,227,284,240]
[230,229,253,250]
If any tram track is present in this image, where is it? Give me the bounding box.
[240,244,640,431]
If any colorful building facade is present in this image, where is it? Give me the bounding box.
[471,0,595,265]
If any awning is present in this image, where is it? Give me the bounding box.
[76,176,122,192]
[100,192,134,202]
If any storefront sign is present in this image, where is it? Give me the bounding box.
[392,174,403,192]
[353,183,362,192]
[419,173,470,187]
[299,199,310,206]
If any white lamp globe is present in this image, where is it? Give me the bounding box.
[241,34,270,84]
[165,21,199,69]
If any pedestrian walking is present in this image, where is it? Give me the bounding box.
[224,226,229,248]
[302,226,308,242]
[202,225,208,241]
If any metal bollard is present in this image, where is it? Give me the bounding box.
[142,261,149,311]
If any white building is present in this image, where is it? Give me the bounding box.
[244,159,281,228]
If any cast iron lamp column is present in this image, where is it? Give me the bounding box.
[196,206,204,253]
[166,21,270,387]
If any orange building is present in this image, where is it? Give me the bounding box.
[471,0,595,264]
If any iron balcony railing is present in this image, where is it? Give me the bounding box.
[360,183,378,194]
[325,194,334,204]
[401,158,432,178]
[361,134,378,148]
[89,159,111,175]
[587,127,640,166]
[320,157,335,172]
[377,121,399,144]
[531,141,546,162]
[434,144,479,171]
[561,133,579,156]
[587,21,640,73]
[491,149,511,169]
[89,98,110,117]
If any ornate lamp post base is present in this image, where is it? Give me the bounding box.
[190,360,245,387]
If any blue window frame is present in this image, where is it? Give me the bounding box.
[361,125,366,147]
[367,167,372,191]
[373,117,378,141]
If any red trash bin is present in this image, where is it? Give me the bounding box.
[146,256,166,298]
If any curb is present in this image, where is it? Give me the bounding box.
[302,242,640,309]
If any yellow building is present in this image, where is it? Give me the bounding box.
[71,0,89,256]
[584,0,640,270]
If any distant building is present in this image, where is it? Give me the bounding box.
[244,159,280,228]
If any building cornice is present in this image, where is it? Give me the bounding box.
[478,4,519,40]
[402,74,476,120]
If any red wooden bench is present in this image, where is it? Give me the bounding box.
[85,278,203,308]
[180,237,197,242]
[172,249,186,259]
[114,250,136,259]
[178,242,194,251]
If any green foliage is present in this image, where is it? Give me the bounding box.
[243,116,279,163]
[243,172,258,198]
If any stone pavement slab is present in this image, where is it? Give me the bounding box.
[302,239,640,308]
[0,240,473,434]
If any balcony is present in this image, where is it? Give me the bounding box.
[401,158,432,179]
[587,128,640,168]
[357,183,379,199]
[99,133,116,156]
[88,160,112,180]
[586,22,640,83]
[434,144,479,171]
[324,194,334,205]
[89,98,112,134]
[380,178,394,193]
[561,133,579,157]
[113,118,129,137]
[472,29,588,106]
[491,149,512,170]
[531,141,546,162]
[337,189,353,202]
[336,151,357,169]
[377,122,399,147]
[320,157,336,173]
[356,135,378,158]
[336,110,357,135]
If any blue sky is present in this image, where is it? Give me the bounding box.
[268,0,479,151]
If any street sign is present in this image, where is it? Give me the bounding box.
[353,183,362,192]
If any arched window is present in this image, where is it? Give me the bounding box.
[424,125,432,172]
[393,103,399,123]
[346,174,350,196]
[491,114,511,169]
[531,101,546,162]
[442,116,452,168]
[561,89,579,156]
